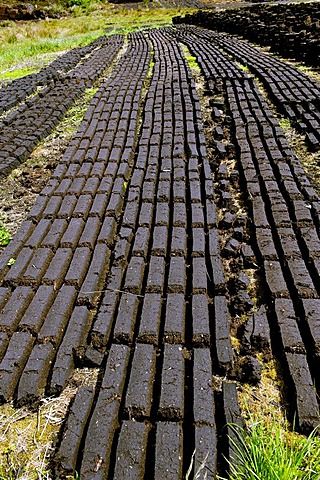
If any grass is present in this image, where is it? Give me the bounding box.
[0,29,104,75]
[218,416,320,480]
[185,451,210,480]
[185,54,201,73]
[180,44,201,73]
[278,117,292,131]
[237,63,250,74]
[186,356,320,479]
[232,357,320,480]
[0,368,98,479]
[0,4,194,74]
[0,66,40,81]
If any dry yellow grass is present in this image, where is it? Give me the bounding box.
[0,390,76,480]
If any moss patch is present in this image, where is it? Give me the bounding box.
[0,66,39,81]
[0,390,76,479]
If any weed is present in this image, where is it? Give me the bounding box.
[238,63,250,74]
[279,117,292,131]
[180,44,201,74]
[0,225,11,246]
[185,449,210,479]
[185,54,201,73]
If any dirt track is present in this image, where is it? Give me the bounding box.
[0,21,320,479]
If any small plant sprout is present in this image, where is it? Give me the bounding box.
[0,226,11,247]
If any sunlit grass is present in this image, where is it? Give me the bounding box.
[232,357,320,479]
[0,225,12,246]
[0,66,40,80]
[0,29,104,73]
[0,4,194,73]
[218,415,320,480]
[181,44,201,73]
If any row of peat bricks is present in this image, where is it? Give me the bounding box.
[53,28,240,479]
[0,24,320,478]
[174,1,320,67]
[0,34,123,177]
[0,30,242,479]
[172,20,320,150]
[172,24,320,433]
[197,29,320,152]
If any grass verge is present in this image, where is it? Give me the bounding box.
[0,5,194,74]
[0,368,99,479]
[231,357,320,480]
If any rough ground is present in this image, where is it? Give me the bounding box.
[0,18,320,479]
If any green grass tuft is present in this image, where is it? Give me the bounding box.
[0,226,12,247]
[185,54,201,73]
[180,45,201,73]
[219,416,320,480]
[238,63,250,73]
[279,117,292,131]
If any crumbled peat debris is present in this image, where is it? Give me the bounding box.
[194,68,271,389]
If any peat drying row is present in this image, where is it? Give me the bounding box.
[176,1,320,67]
[0,23,319,479]
[0,35,123,177]
[0,29,239,479]
[172,24,320,431]
[184,28,320,151]
[0,35,120,116]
